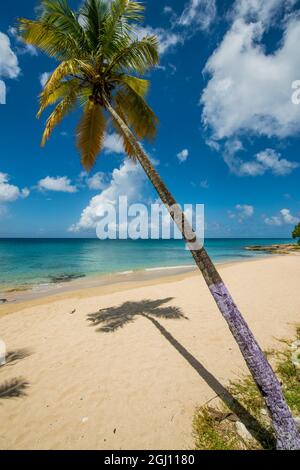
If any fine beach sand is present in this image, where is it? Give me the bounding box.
[0,255,299,450]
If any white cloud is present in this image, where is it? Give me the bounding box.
[178,0,217,30]
[40,72,51,87]
[236,204,254,218]
[38,176,77,193]
[8,27,38,56]
[0,32,20,103]
[0,172,30,203]
[255,149,298,175]
[85,172,107,191]
[136,26,183,55]
[229,204,254,222]
[228,148,299,176]
[202,17,300,142]
[70,160,146,232]
[135,1,216,61]
[0,32,20,79]
[265,208,298,225]
[201,1,300,173]
[103,133,124,154]
[177,148,189,163]
[231,0,296,25]
[163,6,175,15]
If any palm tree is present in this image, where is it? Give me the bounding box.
[18,0,300,449]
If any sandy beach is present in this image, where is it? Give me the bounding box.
[0,254,299,450]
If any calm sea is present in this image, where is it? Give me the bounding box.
[0,238,291,292]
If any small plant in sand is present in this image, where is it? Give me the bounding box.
[193,326,300,450]
[292,223,300,246]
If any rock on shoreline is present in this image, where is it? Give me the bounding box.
[245,243,300,255]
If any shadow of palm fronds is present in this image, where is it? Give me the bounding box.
[0,378,29,399]
[0,349,31,368]
[88,298,275,448]
[87,297,187,332]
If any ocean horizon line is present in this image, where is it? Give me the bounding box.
[0,236,293,241]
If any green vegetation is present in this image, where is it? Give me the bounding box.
[292,223,300,245]
[193,407,241,450]
[193,327,300,450]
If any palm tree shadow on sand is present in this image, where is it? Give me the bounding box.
[0,349,31,401]
[88,298,275,449]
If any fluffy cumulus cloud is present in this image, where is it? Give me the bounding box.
[231,0,294,25]
[103,133,124,154]
[178,0,217,30]
[201,0,300,173]
[0,32,20,79]
[38,176,77,193]
[202,18,300,140]
[0,32,20,103]
[136,26,183,55]
[229,204,254,222]
[265,208,298,225]
[177,149,189,163]
[70,160,146,232]
[80,171,107,191]
[39,72,51,87]
[236,204,254,217]
[0,172,29,203]
[226,147,299,176]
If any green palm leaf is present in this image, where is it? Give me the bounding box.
[116,84,158,140]
[77,102,106,170]
[18,0,159,168]
[41,89,78,146]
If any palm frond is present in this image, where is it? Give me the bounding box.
[18,18,83,60]
[41,90,78,146]
[121,75,149,97]
[18,0,89,61]
[0,378,29,399]
[40,0,89,50]
[0,349,31,367]
[38,57,98,119]
[111,0,145,23]
[108,36,159,74]
[46,60,79,90]
[77,86,94,107]
[38,79,80,118]
[100,0,144,60]
[115,84,158,140]
[79,0,109,51]
[77,102,106,170]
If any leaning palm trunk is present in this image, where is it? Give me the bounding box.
[106,99,300,450]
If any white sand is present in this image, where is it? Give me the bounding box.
[0,255,299,450]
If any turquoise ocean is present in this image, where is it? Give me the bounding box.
[0,238,291,293]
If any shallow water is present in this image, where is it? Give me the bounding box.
[0,238,291,292]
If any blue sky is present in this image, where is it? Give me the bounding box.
[0,0,300,238]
